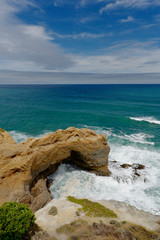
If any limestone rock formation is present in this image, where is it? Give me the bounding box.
[0,127,110,211]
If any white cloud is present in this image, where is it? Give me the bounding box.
[23,25,54,40]
[141,24,155,29]
[100,0,160,13]
[0,0,160,76]
[0,0,73,71]
[1,71,160,84]
[52,31,112,39]
[67,40,160,74]
[120,16,135,23]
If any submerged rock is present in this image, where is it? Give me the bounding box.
[0,127,110,211]
[110,161,146,183]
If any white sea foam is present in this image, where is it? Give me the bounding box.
[48,126,160,215]
[82,125,113,137]
[130,116,160,125]
[9,128,160,215]
[109,143,160,166]
[9,131,31,143]
[112,133,154,145]
[48,163,160,215]
[9,130,51,143]
[82,125,154,145]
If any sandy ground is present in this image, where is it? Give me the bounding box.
[35,197,160,239]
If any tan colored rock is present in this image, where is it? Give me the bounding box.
[0,127,110,211]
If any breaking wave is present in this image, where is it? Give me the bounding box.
[82,125,155,145]
[130,116,160,125]
[9,130,51,143]
[9,127,160,215]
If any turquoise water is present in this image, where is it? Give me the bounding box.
[0,84,160,214]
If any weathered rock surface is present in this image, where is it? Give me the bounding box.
[34,198,160,240]
[0,127,110,211]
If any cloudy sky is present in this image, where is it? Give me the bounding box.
[0,0,160,83]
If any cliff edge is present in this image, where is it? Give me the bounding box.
[0,127,110,211]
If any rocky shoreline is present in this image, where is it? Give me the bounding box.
[0,127,160,239]
[34,197,160,239]
[0,127,110,211]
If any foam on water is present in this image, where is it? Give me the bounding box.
[48,126,160,215]
[130,116,160,125]
[82,125,155,145]
[9,128,160,215]
[113,133,154,145]
[109,143,160,166]
[48,163,160,215]
[9,130,51,143]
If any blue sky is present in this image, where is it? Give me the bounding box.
[0,0,160,82]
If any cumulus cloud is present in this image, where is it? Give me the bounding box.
[0,0,73,71]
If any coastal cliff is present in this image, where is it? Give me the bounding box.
[0,127,110,211]
[0,127,160,240]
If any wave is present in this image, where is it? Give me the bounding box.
[10,126,155,146]
[48,163,160,215]
[82,125,154,145]
[9,130,51,143]
[9,127,160,215]
[112,133,154,145]
[130,116,160,125]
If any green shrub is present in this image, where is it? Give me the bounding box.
[0,202,36,240]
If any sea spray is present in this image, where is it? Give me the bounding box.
[9,127,160,215]
[48,163,160,215]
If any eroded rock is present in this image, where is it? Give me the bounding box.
[0,127,110,211]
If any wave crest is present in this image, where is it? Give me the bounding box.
[9,130,51,143]
[130,117,160,125]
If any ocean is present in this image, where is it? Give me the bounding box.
[0,84,160,215]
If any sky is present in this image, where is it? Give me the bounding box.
[0,0,160,83]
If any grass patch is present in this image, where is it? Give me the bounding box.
[67,196,117,218]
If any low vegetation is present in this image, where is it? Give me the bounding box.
[0,202,36,240]
[67,196,117,218]
[56,219,160,240]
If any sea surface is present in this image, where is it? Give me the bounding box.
[0,84,160,215]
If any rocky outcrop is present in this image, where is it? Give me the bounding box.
[0,127,110,211]
[34,198,160,240]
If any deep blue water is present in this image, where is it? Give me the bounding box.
[0,84,160,214]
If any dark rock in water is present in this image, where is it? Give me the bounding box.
[132,163,145,170]
[110,161,146,183]
[120,164,132,168]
